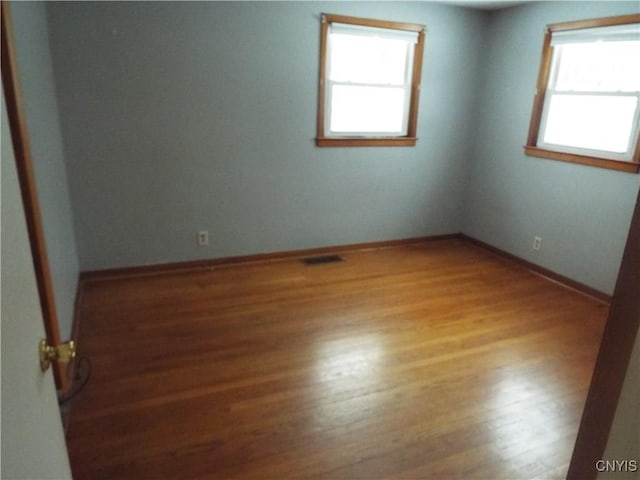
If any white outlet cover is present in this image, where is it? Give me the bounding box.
[197,231,209,246]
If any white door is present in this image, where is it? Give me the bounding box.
[1,91,72,478]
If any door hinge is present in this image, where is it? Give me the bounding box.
[39,339,76,372]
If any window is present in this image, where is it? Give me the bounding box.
[525,14,640,173]
[316,14,425,147]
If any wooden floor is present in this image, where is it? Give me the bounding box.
[66,239,607,479]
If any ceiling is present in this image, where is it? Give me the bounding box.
[435,0,533,10]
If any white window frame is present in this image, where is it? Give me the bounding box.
[525,14,640,173]
[324,24,416,138]
[316,14,425,148]
[537,27,640,162]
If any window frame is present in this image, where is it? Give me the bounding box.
[524,14,640,173]
[316,14,425,148]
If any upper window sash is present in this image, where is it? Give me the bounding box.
[329,22,420,43]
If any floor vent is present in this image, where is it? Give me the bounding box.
[301,255,344,265]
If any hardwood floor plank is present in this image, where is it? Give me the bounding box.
[66,239,606,479]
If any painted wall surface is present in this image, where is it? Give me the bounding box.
[10,1,80,340]
[44,1,640,295]
[1,91,73,480]
[463,1,640,295]
[46,1,488,270]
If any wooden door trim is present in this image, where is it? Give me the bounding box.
[1,2,68,392]
[567,188,640,479]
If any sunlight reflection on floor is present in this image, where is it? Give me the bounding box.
[489,368,568,476]
[311,333,385,429]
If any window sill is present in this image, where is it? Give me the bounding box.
[523,146,640,174]
[316,137,417,147]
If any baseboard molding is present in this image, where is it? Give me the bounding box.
[461,234,611,304]
[78,233,611,304]
[80,234,462,282]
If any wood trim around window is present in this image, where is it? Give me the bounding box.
[524,14,640,173]
[316,14,425,148]
[524,146,640,173]
[316,137,418,147]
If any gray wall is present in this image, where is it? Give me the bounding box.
[47,1,488,271]
[45,1,639,296]
[463,1,640,295]
[10,1,80,340]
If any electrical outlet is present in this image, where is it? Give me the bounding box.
[533,236,542,251]
[197,230,209,247]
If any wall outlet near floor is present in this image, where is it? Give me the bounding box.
[532,236,542,251]
[197,230,209,246]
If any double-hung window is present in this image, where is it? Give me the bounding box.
[525,15,640,173]
[316,14,425,147]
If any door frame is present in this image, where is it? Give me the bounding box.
[1,1,68,392]
[567,187,640,479]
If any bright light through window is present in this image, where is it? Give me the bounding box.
[543,95,637,153]
[330,85,405,133]
[329,34,408,86]
[555,42,640,92]
[316,15,425,146]
[327,27,415,136]
[537,23,640,163]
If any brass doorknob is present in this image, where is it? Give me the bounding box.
[39,339,76,372]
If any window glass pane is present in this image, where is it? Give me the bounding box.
[543,94,637,153]
[330,85,406,133]
[329,34,408,86]
[555,41,640,92]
